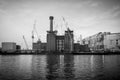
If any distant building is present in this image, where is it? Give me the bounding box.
[83,32,120,52]
[74,43,80,52]
[41,43,47,51]
[32,40,41,52]
[16,45,21,51]
[104,33,120,52]
[2,42,16,53]
[83,32,106,52]
[74,43,90,52]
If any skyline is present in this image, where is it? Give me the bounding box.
[0,0,120,49]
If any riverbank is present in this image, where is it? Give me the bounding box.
[0,51,120,55]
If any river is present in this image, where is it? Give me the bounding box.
[0,54,120,80]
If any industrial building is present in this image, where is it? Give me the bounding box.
[2,42,17,53]
[83,32,120,52]
[41,43,47,51]
[47,16,74,53]
[31,16,74,53]
[16,45,21,51]
[32,40,47,52]
[32,40,41,52]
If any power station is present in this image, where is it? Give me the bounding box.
[47,16,74,53]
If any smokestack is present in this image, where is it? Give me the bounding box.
[49,16,54,31]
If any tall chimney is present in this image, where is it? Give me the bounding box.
[49,16,54,31]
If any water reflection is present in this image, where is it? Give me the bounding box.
[90,55,104,80]
[0,55,19,80]
[104,55,120,80]
[74,55,92,80]
[64,55,74,80]
[46,55,60,80]
[0,55,32,80]
[18,55,32,80]
[31,55,47,80]
[0,55,120,80]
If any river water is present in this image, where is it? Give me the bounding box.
[0,54,120,80]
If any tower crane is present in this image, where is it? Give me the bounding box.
[32,20,41,43]
[62,17,73,52]
[23,35,29,50]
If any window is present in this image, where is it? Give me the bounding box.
[116,40,118,45]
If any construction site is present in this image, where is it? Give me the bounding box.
[0,16,120,54]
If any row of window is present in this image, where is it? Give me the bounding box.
[56,40,64,50]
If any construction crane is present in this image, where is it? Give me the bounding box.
[32,30,34,43]
[23,35,29,50]
[32,20,41,43]
[62,17,73,52]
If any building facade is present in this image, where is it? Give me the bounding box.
[83,32,120,52]
[56,36,64,52]
[104,33,120,52]
[83,32,104,51]
[41,43,47,51]
[32,40,41,51]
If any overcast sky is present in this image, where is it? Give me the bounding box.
[0,0,120,49]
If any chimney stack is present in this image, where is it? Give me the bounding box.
[49,16,54,32]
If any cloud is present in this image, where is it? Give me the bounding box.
[97,6,120,24]
[0,8,7,15]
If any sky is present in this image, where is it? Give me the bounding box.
[0,0,120,49]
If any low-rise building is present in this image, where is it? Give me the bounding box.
[32,40,41,52]
[16,45,21,51]
[2,42,16,53]
[83,32,120,52]
[74,43,80,52]
[104,33,120,52]
[74,43,90,52]
[41,43,47,51]
[83,32,105,52]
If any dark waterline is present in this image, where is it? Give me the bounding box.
[0,54,120,80]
